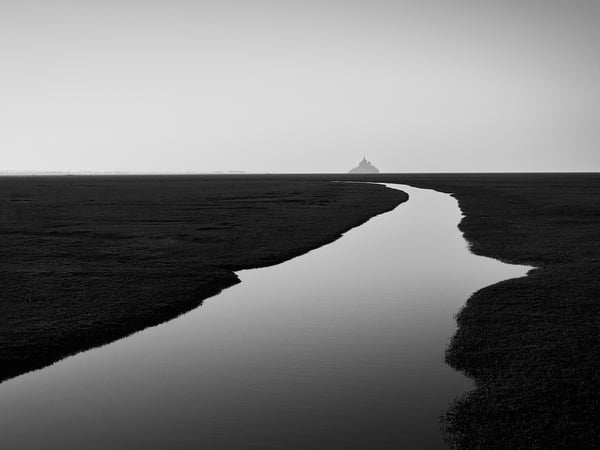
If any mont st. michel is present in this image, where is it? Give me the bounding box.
[348,156,379,174]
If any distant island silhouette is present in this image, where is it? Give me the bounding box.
[348,156,379,174]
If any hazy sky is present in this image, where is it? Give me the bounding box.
[2,0,599,172]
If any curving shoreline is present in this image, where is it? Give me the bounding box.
[3,172,599,447]
[318,172,600,448]
[396,175,600,449]
[0,182,527,449]
[0,176,407,383]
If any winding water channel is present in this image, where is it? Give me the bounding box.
[0,184,530,449]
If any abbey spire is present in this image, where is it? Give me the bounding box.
[348,156,379,174]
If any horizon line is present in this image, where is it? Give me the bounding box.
[1,170,599,176]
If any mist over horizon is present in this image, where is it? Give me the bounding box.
[2,0,599,173]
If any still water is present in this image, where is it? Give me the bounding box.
[0,184,530,449]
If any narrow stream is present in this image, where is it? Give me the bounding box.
[0,184,530,449]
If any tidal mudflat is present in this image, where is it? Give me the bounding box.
[0,184,529,449]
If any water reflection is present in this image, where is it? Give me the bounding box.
[0,184,530,449]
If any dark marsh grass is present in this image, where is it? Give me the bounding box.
[0,175,406,382]
[2,172,600,448]
[326,172,600,448]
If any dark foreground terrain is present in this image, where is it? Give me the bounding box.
[0,176,406,382]
[2,173,599,449]
[331,173,600,449]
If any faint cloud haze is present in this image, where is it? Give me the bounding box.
[1,0,599,172]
